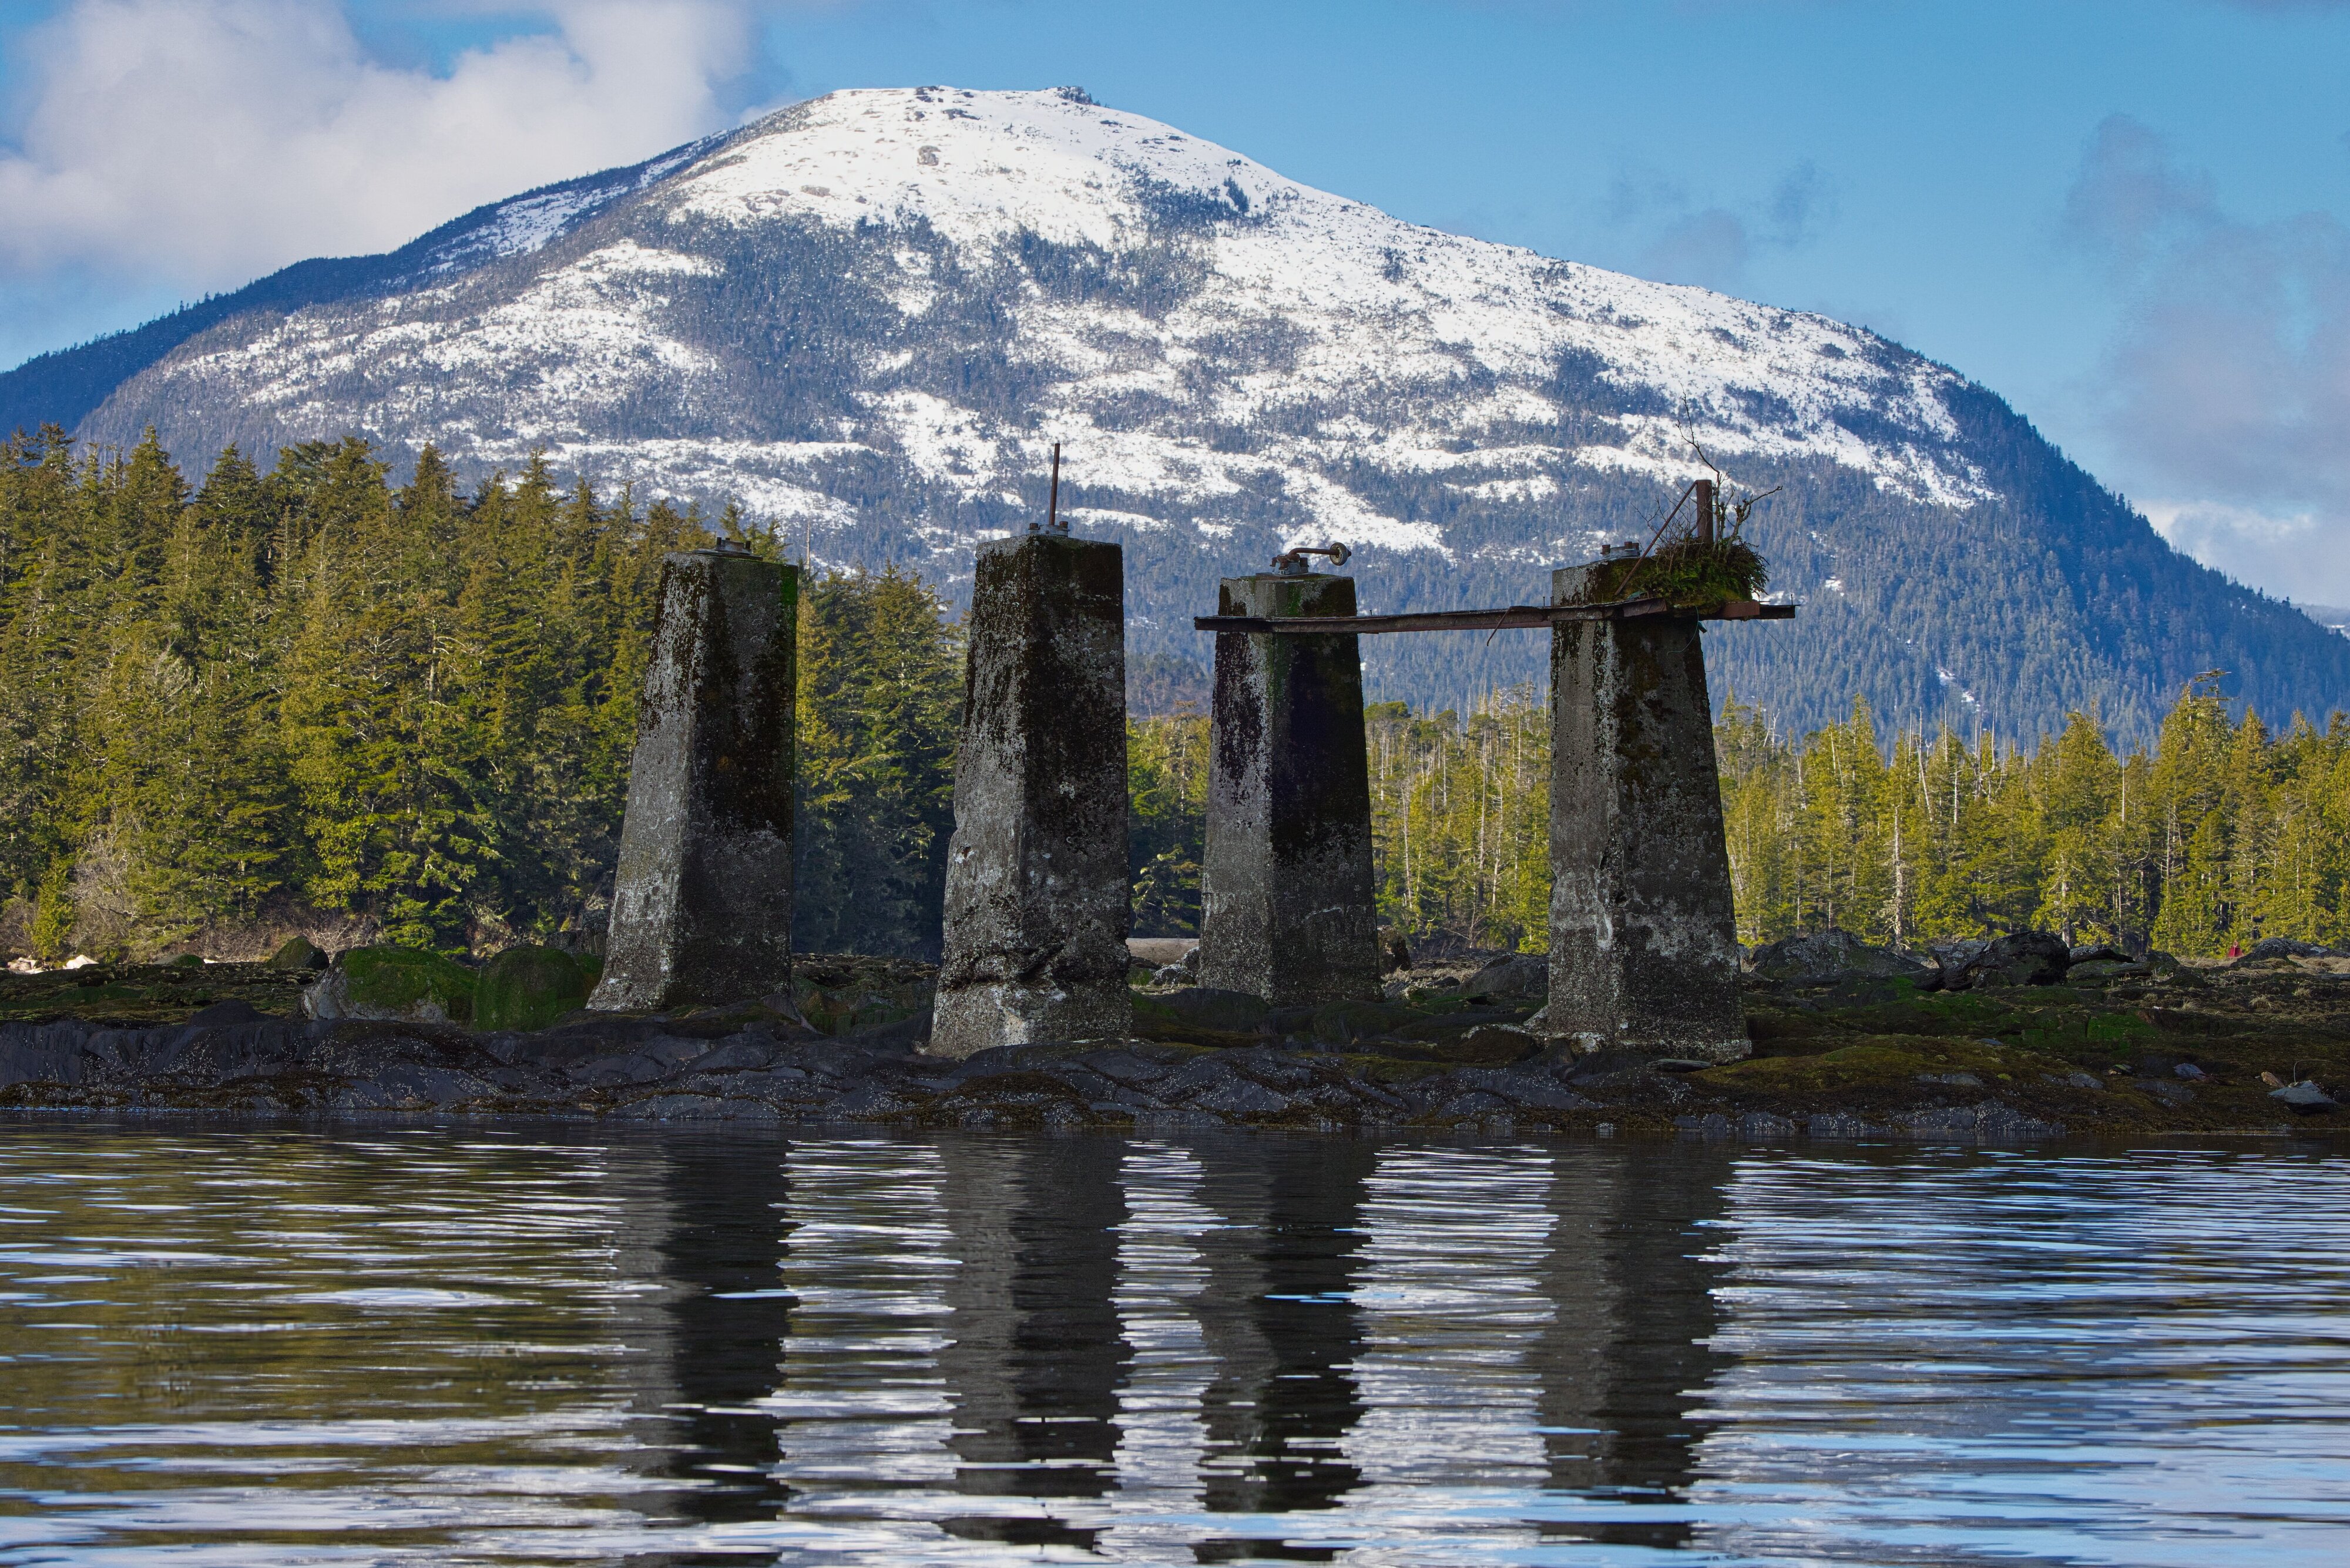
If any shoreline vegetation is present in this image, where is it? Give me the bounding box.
[5,430,2345,970]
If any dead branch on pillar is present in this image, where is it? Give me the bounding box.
[1604,424,1781,610]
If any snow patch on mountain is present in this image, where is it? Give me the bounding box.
[95,84,1999,565]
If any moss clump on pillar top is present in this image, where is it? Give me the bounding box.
[930,532,1132,1057]
[590,548,797,1013]
[1201,570,1381,1007]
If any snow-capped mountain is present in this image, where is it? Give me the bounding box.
[9,86,2346,738]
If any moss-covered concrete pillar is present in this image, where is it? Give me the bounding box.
[1547,563,1746,1060]
[929,535,1131,1057]
[1200,572,1380,1006]
[589,547,796,1012]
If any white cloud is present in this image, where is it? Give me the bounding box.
[2063,114,2350,603]
[0,0,751,293]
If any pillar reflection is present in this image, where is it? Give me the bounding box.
[1535,1141,1738,1550]
[647,1135,798,1532]
[933,1134,1132,1549]
[1190,1133,1378,1515]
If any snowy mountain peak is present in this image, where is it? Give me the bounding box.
[633,86,1992,519]
[37,83,2345,739]
[668,86,1291,253]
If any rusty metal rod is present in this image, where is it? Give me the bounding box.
[1193,597,1794,635]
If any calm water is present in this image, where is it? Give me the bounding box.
[1,1124,2346,1566]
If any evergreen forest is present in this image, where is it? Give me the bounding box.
[4,430,2346,967]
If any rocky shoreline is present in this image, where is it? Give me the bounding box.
[3,936,2345,1140]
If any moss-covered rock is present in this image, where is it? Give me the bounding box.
[474,946,591,1032]
[267,936,328,971]
[308,946,476,1023]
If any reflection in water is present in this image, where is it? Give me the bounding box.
[1535,1144,1738,1552]
[2,1126,2348,1565]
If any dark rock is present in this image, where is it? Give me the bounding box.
[822,1083,922,1119]
[1739,1112,1798,1138]
[1928,939,1990,989]
[1445,1025,1542,1066]
[2271,1081,2339,1114]
[1674,1113,1733,1137]
[1189,1077,1295,1117]
[267,936,329,971]
[1805,1112,1891,1139]
[1915,1070,1983,1087]
[1226,1049,1320,1092]
[1955,932,2070,989]
[186,999,264,1027]
[843,1009,932,1051]
[2239,937,2341,963]
[1155,986,1271,1033]
[2068,959,2149,981]
[617,1094,781,1123]
[1747,929,1934,986]
[2069,944,2130,965]
[2174,1062,2205,1079]
[1452,1067,1592,1111]
[1309,998,1409,1043]
[1462,953,1547,1001]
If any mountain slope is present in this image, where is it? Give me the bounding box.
[15,85,2347,741]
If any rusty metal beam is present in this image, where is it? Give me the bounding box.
[1192,597,1794,636]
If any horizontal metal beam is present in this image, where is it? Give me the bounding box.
[1192,597,1795,636]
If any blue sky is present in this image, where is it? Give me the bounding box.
[4,0,2348,600]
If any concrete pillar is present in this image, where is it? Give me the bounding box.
[1547,563,1747,1060]
[589,547,796,1012]
[929,534,1131,1057]
[1201,572,1381,1006]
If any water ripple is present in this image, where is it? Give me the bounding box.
[0,1126,2344,1564]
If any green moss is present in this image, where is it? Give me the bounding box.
[1594,535,1770,608]
[267,936,326,971]
[1704,1036,2043,1097]
[341,946,476,1023]
[474,946,591,1032]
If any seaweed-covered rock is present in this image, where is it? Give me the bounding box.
[475,946,593,1032]
[1747,929,1933,985]
[305,946,476,1023]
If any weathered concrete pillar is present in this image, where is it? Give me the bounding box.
[1201,572,1380,1006]
[928,534,1131,1057]
[589,547,796,1012]
[1547,563,1747,1060]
